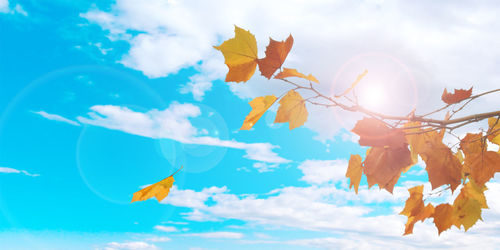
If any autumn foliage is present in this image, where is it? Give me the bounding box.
[132,26,500,236]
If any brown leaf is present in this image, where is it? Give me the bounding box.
[441,87,472,105]
[274,68,319,83]
[460,133,500,185]
[346,154,363,194]
[274,90,308,130]
[258,35,293,79]
[214,26,258,83]
[352,118,407,148]
[240,95,277,130]
[364,146,412,193]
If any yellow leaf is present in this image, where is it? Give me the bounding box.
[335,70,368,98]
[487,117,500,145]
[131,167,182,203]
[346,154,363,194]
[274,90,308,130]
[274,68,319,83]
[214,26,258,83]
[240,95,277,130]
[433,204,457,235]
[453,180,488,231]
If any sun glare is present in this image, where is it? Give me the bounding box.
[359,85,387,111]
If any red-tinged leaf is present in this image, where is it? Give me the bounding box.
[352,118,407,148]
[441,87,472,105]
[258,35,294,79]
[275,68,319,83]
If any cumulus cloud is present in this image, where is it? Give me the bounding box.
[81,0,500,142]
[76,103,289,164]
[0,167,39,177]
[34,111,81,126]
[298,159,348,185]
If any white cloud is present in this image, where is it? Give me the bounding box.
[103,241,158,250]
[34,111,81,126]
[182,232,243,239]
[297,159,348,185]
[82,0,500,142]
[144,237,170,242]
[252,162,279,173]
[77,103,289,164]
[0,167,39,177]
[153,225,177,233]
[0,0,27,16]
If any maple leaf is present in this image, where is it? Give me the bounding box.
[240,95,277,130]
[364,146,412,193]
[433,204,457,235]
[274,68,319,83]
[335,70,368,97]
[346,154,363,194]
[460,133,500,185]
[441,87,472,105]
[257,35,293,79]
[131,167,182,203]
[453,180,488,231]
[214,26,258,83]
[274,90,308,130]
[352,118,407,148]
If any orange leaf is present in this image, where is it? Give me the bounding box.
[274,68,319,83]
[460,133,500,185]
[240,95,277,130]
[258,35,293,79]
[487,117,500,146]
[433,204,457,235]
[274,90,308,130]
[364,146,412,193]
[352,118,407,148]
[214,26,258,83]
[441,87,472,105]
[346,154,363,194]
[400,185,435,235]
[131,167,182,203]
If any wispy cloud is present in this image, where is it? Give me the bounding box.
[76,104,289,164]
[0,0,27,16]
[102,241,158,250]
[33,111,80,126]
[153,225,177,233]
[0,167,39,177]
[182,232,243,239]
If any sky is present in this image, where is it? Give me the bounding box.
[1,0,500,249]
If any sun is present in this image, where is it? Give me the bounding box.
[358,84,388,111]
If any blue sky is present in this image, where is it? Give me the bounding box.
[1,0,500,249]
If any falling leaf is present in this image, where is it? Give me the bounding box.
[433,204,457,235]
[274,90,308,130]
[131,167,182,203]
[346,154,363,194]
[453,180,488,231]
[274,68,319,83]
[240,95,277,130]
[258,35,293,79]
[441,87,472,105]
[364,146,412,193]
[335,70,368,97]
[352,118,407,148]
[214,26,258,83]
